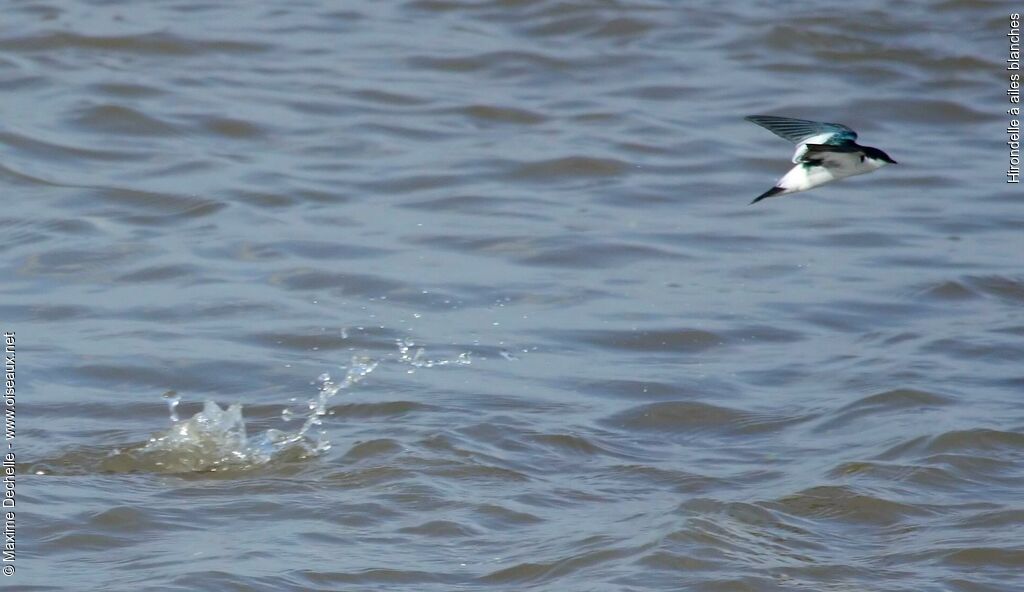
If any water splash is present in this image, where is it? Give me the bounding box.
[273,356,379,454]
[163,389,181,422]
[134,399,266,473]
[107,342,470,474]
[88,356,376,474]
[397,338,471,372]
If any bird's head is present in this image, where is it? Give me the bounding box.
[862,146,897,167]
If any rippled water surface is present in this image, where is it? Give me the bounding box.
[7,1,1023,590]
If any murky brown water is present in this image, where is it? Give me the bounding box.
[6,1,1023,590]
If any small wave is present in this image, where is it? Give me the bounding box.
[480,546,634,585]
[68,104,179,136]
[916,280,978,301]
[554,327,723,353]
[0,31,269,56]
[815,388,954,432]
[603,401,800,437]
[962,275,1024,304]
[407,50,569,75]
[200,116,267,140]
[509,156,630,180]
[769,485,932,526]
[0,129,146,163]
[455,104,547,125]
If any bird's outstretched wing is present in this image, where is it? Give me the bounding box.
[746,115,858,146]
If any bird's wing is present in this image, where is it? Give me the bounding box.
[746,115,858,145]
[798,142,864,172]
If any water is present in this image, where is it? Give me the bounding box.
[6,1,1023,590]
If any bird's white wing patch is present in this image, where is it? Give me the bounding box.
[791,133,838,163]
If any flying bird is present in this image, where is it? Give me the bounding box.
[746,115,896,204]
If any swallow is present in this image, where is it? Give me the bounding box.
[746,115,896,204]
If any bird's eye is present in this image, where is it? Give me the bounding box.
[859,155,865,162]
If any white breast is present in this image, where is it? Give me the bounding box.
[779,164,836,192]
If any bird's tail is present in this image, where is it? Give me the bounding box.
[750,186,784,205]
